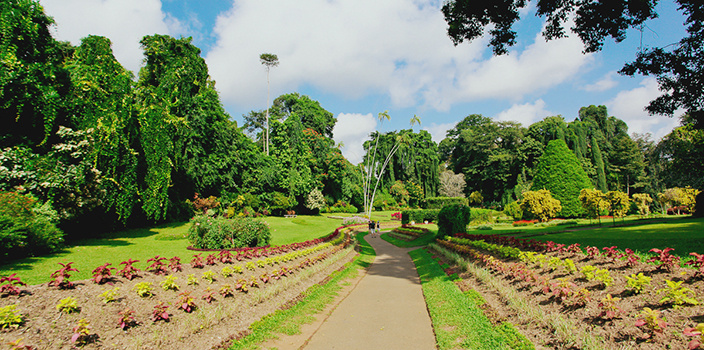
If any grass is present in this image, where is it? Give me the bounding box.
[0,214,356,285]
[518,216,704,257]
[410,247,533,350]
[381,225,438,248]
[464,216,704,258]
[228,231,375,349]
[430,242,606,350]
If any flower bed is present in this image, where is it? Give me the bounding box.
[434,235,704,349]
[0,227,354,349]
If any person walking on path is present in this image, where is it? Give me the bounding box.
[376,221,381,235]
[368,220,375,237]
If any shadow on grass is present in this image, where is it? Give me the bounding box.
[0,221,189,273]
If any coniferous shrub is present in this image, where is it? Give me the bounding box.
[532,139,592,218]
[437,204,471,238]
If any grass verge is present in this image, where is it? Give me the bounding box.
[429,242,606,350]
[382,230,437,248]
[410,247,533,350]
[228,231,375,350]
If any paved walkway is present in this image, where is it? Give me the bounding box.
[301,233,436,350]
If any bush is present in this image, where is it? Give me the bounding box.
[470,208,496,224]
[401,209,440,224]
[187,215,270,249]
[423,197,469,209]
[503,201,523,220]
[0,192,64,259]
[321,200,357,214]
[694,191,704,218]
[437,204,471,238]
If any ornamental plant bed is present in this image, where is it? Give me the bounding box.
[0,232,354,350]
[434,236,704,349]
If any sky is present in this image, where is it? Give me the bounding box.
[39,0,689,164]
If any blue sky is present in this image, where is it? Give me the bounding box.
[40,0,688,164]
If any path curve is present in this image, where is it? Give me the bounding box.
[301,233,436,350]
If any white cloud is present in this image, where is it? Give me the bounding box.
[206,1,593,115]
[605,77,680,139]
[39,0,179,73]
[333,113,377,165]
[582,72,618,92]
[495,99,552,126]
[423,122,456,143]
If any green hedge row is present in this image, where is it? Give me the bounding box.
[401,209,440,224]
[424,197,469,209]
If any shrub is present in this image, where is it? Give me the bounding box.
[322,200,357,214]
[695,191,704,218]
[437,204,471,238]
[520,189,562,222]
[401,209,440,224]
[187,214,271,249]
[503,201,523,220]
[0,192,64,259]
[423,197,469,209]
[0,305,23,329]
[470,208,496,224]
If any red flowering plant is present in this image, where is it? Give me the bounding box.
[168,256,182,272]
[191,253,205,269]
[686,253,704,277]
[150,302,170,322]
[684,323,704,349]
[0,274,26,296]
[146,255,168,275]
[49,262,78,289]
[91,263,116,284]
[647,248,681,272]
[118,259,141,280]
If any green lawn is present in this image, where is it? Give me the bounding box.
[524,216,704,257]
[0,214,354,285]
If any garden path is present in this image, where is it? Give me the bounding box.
[264,232,437,350]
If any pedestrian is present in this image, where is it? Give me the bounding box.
[376,221,381,236]
[368,220,374,237]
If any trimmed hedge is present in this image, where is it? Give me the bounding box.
[437,204,471,238]
[401,209,440,224]
[424,197,469,209]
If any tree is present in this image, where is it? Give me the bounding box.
[305,188,326,214]
[389,181,409,206]
[605,190,629,223]
[1,0,71,147]
[406,181,424,208]
[632,193,653,217]
[260,53,279,155]
[63,35,139,223]
[520,189,561,222]
[532,139,592,217]
[469,191,483,206]
[442,0,704,127]
[446,117,527,204]
[439,170,466,197]
[579,188,607,223]
[503,200,523,221]
[269,93,336,138]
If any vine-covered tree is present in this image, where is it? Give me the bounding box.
[0,0,71,147]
